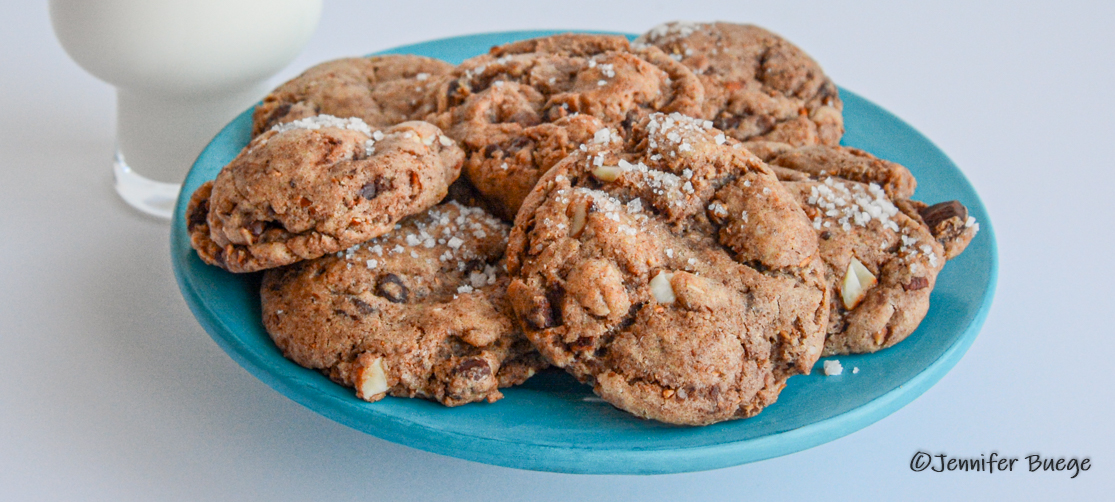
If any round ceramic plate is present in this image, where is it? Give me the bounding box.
[171,31,997,475]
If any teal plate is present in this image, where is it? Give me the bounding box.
[171,31,997,474]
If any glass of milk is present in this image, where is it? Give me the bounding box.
[50,0,323,219]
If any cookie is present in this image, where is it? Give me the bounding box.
[635,21,843,149]
[252,55,453,137]
[767,145,978,354]
[767,145,917,199]
[506,112,828,425]
[187,116,463,273]
[435,33,705,219]
[261,201,547,406]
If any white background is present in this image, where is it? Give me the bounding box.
[2,0,1112,499]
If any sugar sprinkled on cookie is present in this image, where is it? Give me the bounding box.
[771,145,978,355]
[186,118,463,273]
[435,33,705,219]
[261,201,546,407]
[506,112,829,425]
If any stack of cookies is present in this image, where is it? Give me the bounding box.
[186,21,979,426]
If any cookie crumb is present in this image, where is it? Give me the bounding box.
[823,359,843,376]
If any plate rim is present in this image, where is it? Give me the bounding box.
[170,30,998,475]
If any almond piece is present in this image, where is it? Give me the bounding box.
[356,356,388,400]
[569,199,589,237]
[592,165,622,182]
[650,270,676,304]
[841,257,877,310]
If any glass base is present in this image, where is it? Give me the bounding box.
[113,151,180,220]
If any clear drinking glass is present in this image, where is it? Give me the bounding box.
[50,0,323,219]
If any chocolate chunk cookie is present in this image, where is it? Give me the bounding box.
[768,145,979,354]
[252,55,453,137]
[435,33,705,219]
[187,116,463,272]
[261,201,547,406]
[506,112,828,425]
[636,21,843,150]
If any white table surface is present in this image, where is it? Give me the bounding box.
[3,1,1112,499]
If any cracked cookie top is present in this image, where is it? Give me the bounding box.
[252,55,454,137]
[505,112,828,425]
[261,201,546,406]
[636,21,843,149]
[433,33,705,219]
[187,116,463,272]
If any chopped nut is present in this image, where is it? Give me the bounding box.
[841,257,877,309]
[650,270,676,304]
[592,165,623,182]
[356,356,388,400]
[569,199,589,237]
[567,259,630,318]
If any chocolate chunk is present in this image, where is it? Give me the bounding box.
[249,221,265,238]
[545,285,566,326]
[517,285,566,330]
[522,287,565,330]
[919,201,967,233]
[359,182,378,200]
[446,80,462,104]
[903,276,929,291]
[714,114,741,131]
[187,199,209,230]
[619,110,638,133]
[263,102,292,130]
[351,298,376,315]
[455,359,492,381]
[375,273,409,303]
[508,136,531,151]
[523,295,555,330]
[463,258,485,273]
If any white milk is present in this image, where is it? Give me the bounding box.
[50,0,322,217]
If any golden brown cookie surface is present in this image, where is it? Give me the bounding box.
[252,55,453,137]
[436,33,705,219]
[506,113,828,425]
[188,117,462,272]
[637,22,843,149]
[262,201,546,406]
[768,145,978,354]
